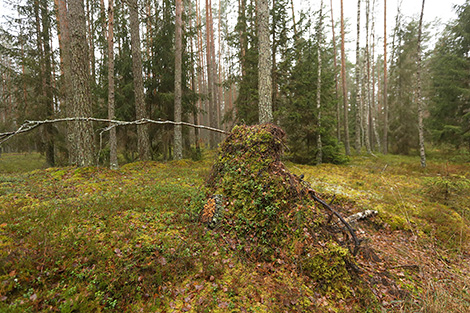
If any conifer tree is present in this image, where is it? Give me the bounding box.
[340,0,350,155]
[107,0,118,169]
[129,0,151,160]
[174,0,183,159]
[67,0,95,166]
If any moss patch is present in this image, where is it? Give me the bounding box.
[201,124,366,300]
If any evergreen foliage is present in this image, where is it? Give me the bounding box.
[428,2,470,149]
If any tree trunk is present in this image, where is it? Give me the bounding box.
[383,0,388,154]
[417,0,426,167]
[316,1,324,165]
[56,0,73,153]
[129,0,151,160]
[340,0,350,155]
[107,0,118,169]
[257,0,273,124]
[43,0,55,166]
[206,0,216,148]
[86,0,96,81]
[67,0,95,166]
[354,0,362,153]
[329,0,340,142]
[364,0,371,154]
[174,0,183,160]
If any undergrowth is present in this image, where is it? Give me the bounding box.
[0,142,469,312]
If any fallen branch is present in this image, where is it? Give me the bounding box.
[296,176,361,255]
[0,117,229,146]
[307,189,361,255]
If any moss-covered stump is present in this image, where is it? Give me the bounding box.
[201,124,362,297]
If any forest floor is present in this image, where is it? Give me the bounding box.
[0,150,469,312]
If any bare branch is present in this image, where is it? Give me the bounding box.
[0,117,230,146]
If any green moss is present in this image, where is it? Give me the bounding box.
[302,241,352,297]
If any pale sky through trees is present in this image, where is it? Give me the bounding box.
[0,0,466,67]
[300,0,466,62]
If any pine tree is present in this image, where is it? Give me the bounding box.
[383,0,389,154]
[129,0,151,160]
[316,0,324,164]
[107,0,118,169]
[354,0,362,153]
[174,0,183,159]
[67,0,95,166]
[340,0,350,155]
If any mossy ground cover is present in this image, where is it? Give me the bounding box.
[0,139,469,312]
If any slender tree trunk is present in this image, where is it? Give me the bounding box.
[174,0,183,159]
[86,0,96,81]
[209,2,219,135]
[354,0,362,153]
[340,0,350,155]
[257,0,273,124]
[107,0,118,169]
[239,0,247,77]
[189,1,200,150]
[67,0,95,166]
[56,0,72,134]
[383,0,388,154]
[316,1,324,164]
[370,1,381,151]
[129,0,151,160]
[417,0,426,167]
[41,0,55,166]
[330,0,340,142]
[205,0,216,148]
[364,0,371,154]
[218,0,223,130]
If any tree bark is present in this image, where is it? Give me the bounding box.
[174,0,183,160]
[107,0,118,169]
[354,0,362,153]
[340,0,350,155]
[257,0,273,124]
[417,0,426,167]
[206,0,217,148]
[316,1,324,164]
[43,0,55,166]
[128,0,151,160]
[67,0,95,166]
[364,0,372,154]
[330,0,340,142]
[383,0,388,154]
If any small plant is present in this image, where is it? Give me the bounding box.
[423,175,470,201]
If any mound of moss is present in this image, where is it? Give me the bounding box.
[202,124,359,296]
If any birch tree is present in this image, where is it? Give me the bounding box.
[417,0,426,167]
